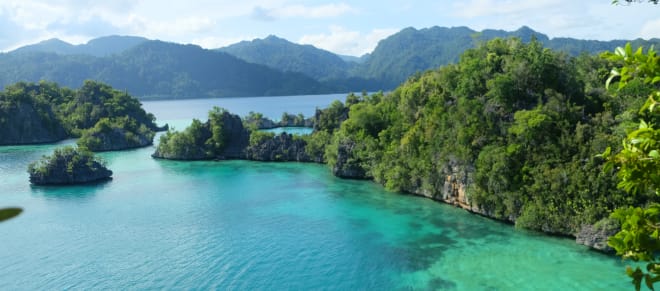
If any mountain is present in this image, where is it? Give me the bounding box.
[0,40,330,99]
[11,36,149,57]
[3,26,659,99]
[357,26,660,88]
[219,35,353,81]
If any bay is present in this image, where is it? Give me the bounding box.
[0,94,629,290]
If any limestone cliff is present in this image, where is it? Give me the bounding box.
[246,133,311,162]
[0,101,68,145]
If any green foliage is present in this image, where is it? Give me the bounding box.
[0,41,332,99]
[249,131,275,147]
[601,43,660,290]
[304,130,332,162]
[77,116,155,151]
[0,80,160,146]
[322,38,656,235]
[154,107,230,159]
[28,146,106,177]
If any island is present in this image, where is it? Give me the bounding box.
[28,146,112,185]
[150,39,660,255]
[0,80,166,150]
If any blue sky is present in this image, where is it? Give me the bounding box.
[0,0,658,56]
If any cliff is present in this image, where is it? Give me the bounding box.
[0,101,68,145]
[246,133,311,162]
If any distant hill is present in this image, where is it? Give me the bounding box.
[355,26,660,88]
[0,40,331,99]
[11,36,149,57]
[219,35,353,81]
[3,26,659,98]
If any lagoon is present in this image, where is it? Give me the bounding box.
[0,94,629,290]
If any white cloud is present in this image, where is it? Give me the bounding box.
[192,35,257,49]
[252,3,356,20]
[299,26,398,56]
[640,18,660,39]
[131,17,216,38]
[451,0,558,19]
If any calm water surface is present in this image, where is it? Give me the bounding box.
[0,94,629,290]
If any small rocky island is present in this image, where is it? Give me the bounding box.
[28,146,112,185]
[152,106,332,163]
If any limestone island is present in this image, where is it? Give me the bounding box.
[77,116,160,152]
[28,146,112,185]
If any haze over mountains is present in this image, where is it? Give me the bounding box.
[2,26,658,99]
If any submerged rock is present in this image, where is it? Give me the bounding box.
[28,146,112,185]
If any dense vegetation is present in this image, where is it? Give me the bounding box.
[300,38,659,237]
[217,26,660,92]
[27,146,112,185]
[0,80,160,146]
[600,44,660,290]
[0,41,331,99]
[77,116,156,151]
[219,35,355,81]
[154,107,237,160]
[4,27,658,99]
[12,36,148,57]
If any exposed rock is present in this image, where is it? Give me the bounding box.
[246,133,310,162]
[332,139,370,179]
[576,218,619,252]
[0,101,68,145]
[217,112,250,159]
[28,146,112,185]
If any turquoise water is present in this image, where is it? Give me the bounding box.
[262,127,314,135]
[0,94,630,290]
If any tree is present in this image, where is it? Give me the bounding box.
[602,43,660,290]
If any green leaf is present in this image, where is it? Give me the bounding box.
[650,150,660,159]
[616,46,626,57]
[626,43,633,57]
[0,207,22,222]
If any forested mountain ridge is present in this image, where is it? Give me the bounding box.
[357,26,660,88]
[0,40,331,99]
[11,35,149,57]
[218,35,354,81]
[2,26,659,99]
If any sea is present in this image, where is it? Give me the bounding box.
[0,93,630,290]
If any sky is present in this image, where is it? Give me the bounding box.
[0,0,658,56]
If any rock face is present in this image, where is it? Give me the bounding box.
[28,147,112,185]
[0,101,68,145]
[217,112,250,159]
[575,219,619,252]
[246,133,310,162]
[332,139,370,179]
